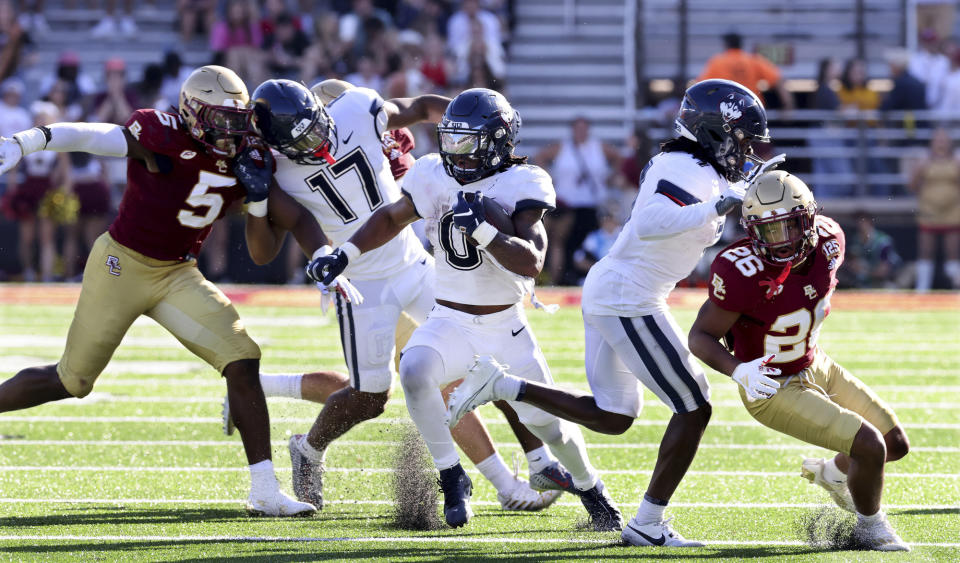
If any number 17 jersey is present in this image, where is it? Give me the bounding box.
[272,87,425,280]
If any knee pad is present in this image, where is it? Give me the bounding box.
[399,346,444,395]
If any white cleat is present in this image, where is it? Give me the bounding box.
[801,457,854,513]
[854,513,910,552]
[447,355,506,428]
[245,489,316,517]
[622,517,704,547]
[498,477,562,511]
[221,394,234,436]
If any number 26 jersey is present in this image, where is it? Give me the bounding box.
[272,87,425,280]
[708,216,845,376]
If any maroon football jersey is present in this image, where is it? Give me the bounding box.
[708,216,846,375]
[108,109,247,261]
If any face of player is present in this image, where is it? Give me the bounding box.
[756,215,804,261]
[440,129,485,176]
[200,106,253,158]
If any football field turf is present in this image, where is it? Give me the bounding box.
[0,287,957,561]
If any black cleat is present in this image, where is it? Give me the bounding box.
[577,479,623,531]
[438,463,473,528]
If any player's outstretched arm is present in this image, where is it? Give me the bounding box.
[245,182,330,265]
[305,196,419,285]
[482,208,548,279]
[0,122,136,175]
[383,94,451,130]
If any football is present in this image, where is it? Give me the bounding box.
[463,192,515,238]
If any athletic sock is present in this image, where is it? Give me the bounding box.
[475,453,516,494]
[633,494,668,524]
[857,510,884,526]
[527,419,597,491]
[249,459,279,495]
[259,373,303,399]
[297,435,326,463]
[822,457,847,483]
[915,260,934,292]
[525,446,556,474]
[492,372,523,401]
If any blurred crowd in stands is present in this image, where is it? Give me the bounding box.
[0,1,957,291]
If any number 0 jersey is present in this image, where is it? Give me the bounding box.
[708,216,846,376]
[109,109,247,261]
[401,154,555,306]
[272,87,425,280]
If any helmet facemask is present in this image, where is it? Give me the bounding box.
[181,98,253,158]
[438,124,501,183]
[743,204,819,265]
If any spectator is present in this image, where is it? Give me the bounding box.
[0,78,30,138]
[39,51,96,103]
[908,127,960,291]
[301,12,346,84]
[210,0,265,86]
[446,0,501,55]
[936,44,960,111]
[419,32,451,90]
[536,116,621,285]
[453,17,505,88]
[264,12,312,81]
[344,52,383,93]
[841,214,903,288]
[135,63,166,110]
[339,0,394,60]
[571,208,622,285]
[159,51,193,111]
[1,101,71,281]
[176,0,216,43]
[90,58,137,125]
[43,77,83,121]
[909,27,950,108]
[396,0,448,38]
[810,58,855,198]
[0,0,27,81]
[837,58,881,113]
[17,0,48,34]
[880,48,927,112]
[698,32,794,110]
[90,0,138,38]
[384,34,427,98]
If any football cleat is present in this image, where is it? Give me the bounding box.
[289,434,325,509]
[530,461,579,494]
[622,517,704,547]
[498,477,562,511]
[438,463,473,528]
[245,489,316,517]
[576,479,623,531]
[853,513,910,552]
[801,457,854,513]
[221,394,234,436]
[447,355,506,429]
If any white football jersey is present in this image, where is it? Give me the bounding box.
[582,151,727,316]
[401,154,555,306]
[273,87,426,280]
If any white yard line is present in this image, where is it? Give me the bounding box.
[0,499,953,511]
[0,535,955,547]
[0,466,953,479]
[2,415,957,430]
[0,439,956,453]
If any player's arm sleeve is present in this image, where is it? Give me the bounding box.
[399,156,431,218]
[14,122,128,157]
[630,191,719,240]
[512,166,556,217]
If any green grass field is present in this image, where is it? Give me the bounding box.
[0,289,957,561]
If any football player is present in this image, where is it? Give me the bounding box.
[307,88,622,530]
[445,79,779,547]
[0,66,318,516]
[236,79,565,514]
[688,171,910,552]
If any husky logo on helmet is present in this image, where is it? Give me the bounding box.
[178,65,253,158]
[741,170,820,266]
[719,94,743,123]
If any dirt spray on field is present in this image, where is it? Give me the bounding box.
[391,423,443,530]
[797,506,865,550]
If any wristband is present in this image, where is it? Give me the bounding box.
[13,127,49,155]
[312,245,333,261]
[247,199,268,217]
[340,241,361,261]
[471,221,498,249]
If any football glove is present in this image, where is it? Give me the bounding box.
[317,277,364,313]
[731,354,782,401]
[0,136,24,176]
[452,190,498,248]
[743,153,786,184]
[306,247,350,285]
[234,145,274,204]
[715,181,747,216]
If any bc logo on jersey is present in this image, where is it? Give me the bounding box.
[106,255,122,276]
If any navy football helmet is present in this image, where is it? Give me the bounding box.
[674,79,770,181]
[437,88,520,183]
[250,79,336,165]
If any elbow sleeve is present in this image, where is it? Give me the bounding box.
[45,122,129,157]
